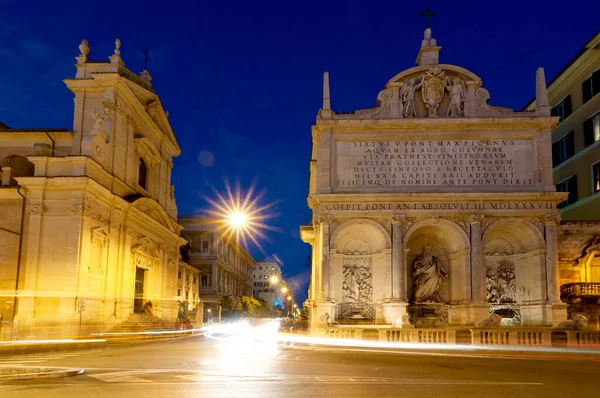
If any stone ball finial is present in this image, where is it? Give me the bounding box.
[424,27,432,40]
[114,39,121,56]
[430,38,437,46]
[79,39,90,57]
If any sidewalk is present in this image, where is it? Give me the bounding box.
[281,335,600,361]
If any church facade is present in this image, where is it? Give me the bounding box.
[301,28,569,331]
[0,39,186,338]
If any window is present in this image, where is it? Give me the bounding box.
[557,175,578,208]
[201,239,210,253]
[584,114,600,147]
[177,288,181,296]
[178,270,182,279]
[138,158,147,190]
[593,163,600,194]
[552,131,574,167]
[582,69,600,103]
[201,274,208,287]
[551,96,571,123]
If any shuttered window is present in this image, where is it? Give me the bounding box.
[556,175,578,208]
[583,114,600,147]
[551,95,572,123]
[552,131,575,167]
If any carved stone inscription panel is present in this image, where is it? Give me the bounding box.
[335,139,534,191]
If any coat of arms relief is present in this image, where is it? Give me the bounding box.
[399,66,466,118]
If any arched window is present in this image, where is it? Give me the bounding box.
[138,157,147,190]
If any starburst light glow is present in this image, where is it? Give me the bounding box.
[201,178,280,254]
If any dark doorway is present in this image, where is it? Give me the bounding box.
[134,268,145,313]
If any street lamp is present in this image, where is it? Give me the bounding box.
[281,286,287,293]
[286,295,292,317]
[270,275,279,284]
[229,211,247,228]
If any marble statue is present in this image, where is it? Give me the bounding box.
[445,77,465,116]
[401,78,423,118]
[343,266,361,302]
[412,244,447,302]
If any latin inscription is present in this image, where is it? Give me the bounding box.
[335,139,534,188]
[323,202,555,211]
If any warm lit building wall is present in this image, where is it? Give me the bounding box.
[179,215,254,303]
[525,31,600,220]
[0,191,23,322]
[0,40,186,338]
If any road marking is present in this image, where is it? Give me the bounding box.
[86,371,153,383]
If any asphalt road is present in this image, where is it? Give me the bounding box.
[1,335,600,397]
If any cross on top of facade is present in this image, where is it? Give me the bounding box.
[142,48,150,70]
[419,6,437,28]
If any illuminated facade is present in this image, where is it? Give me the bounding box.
[0,39,186,338]
[301,27,568,331]
[252,260,286,307]
[179,215,254,305]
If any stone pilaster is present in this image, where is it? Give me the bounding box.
[469,214,485,303]
[314,215,331,301]
[391,215,405,301]
[543,214,560,303]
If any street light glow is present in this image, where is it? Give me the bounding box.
[229,212,247,228]
[201,178,281,254]
[281,287,288,293]
[269,275,279,284]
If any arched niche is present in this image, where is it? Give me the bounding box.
[482,219,546,325]
[329,219,391,320]
[403,219,471,305]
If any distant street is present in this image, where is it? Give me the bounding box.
[1,335,600,397]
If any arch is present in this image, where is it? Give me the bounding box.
[482,219,545,253]
[330,218,391,253]
[129,197,174,232]
[387,63,482,86]
[403,218,470,252]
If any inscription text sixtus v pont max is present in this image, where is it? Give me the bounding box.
[336,139,534,187]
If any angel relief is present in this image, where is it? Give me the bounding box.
[445,76,465,117]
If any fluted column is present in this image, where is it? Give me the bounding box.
[544,214,561,303]
[470,214,485,303]
[391,215,405,301]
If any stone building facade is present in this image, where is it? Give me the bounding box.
[0,39,186,338]
[179,215,254,305]
[301,28,568,331]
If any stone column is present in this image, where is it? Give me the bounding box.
[469,215,485,303]
[401,248,410,301]
[543,214,560,303]
[391,215,405,301]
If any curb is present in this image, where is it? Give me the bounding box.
[0,366,84,381]
[0,341,108,356]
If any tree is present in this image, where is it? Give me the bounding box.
[237,295,261,316]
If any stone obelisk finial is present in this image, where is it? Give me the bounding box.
[535,67,551,116]
[320,71,332,119]
[536,67,549,108]
[323,71,331,110]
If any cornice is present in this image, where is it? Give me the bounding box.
[315,116,557,130]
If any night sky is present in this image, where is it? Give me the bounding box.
[1,0,598,303]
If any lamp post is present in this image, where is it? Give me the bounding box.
[286,295,292,317]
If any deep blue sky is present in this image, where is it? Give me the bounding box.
[1,0,598,303]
